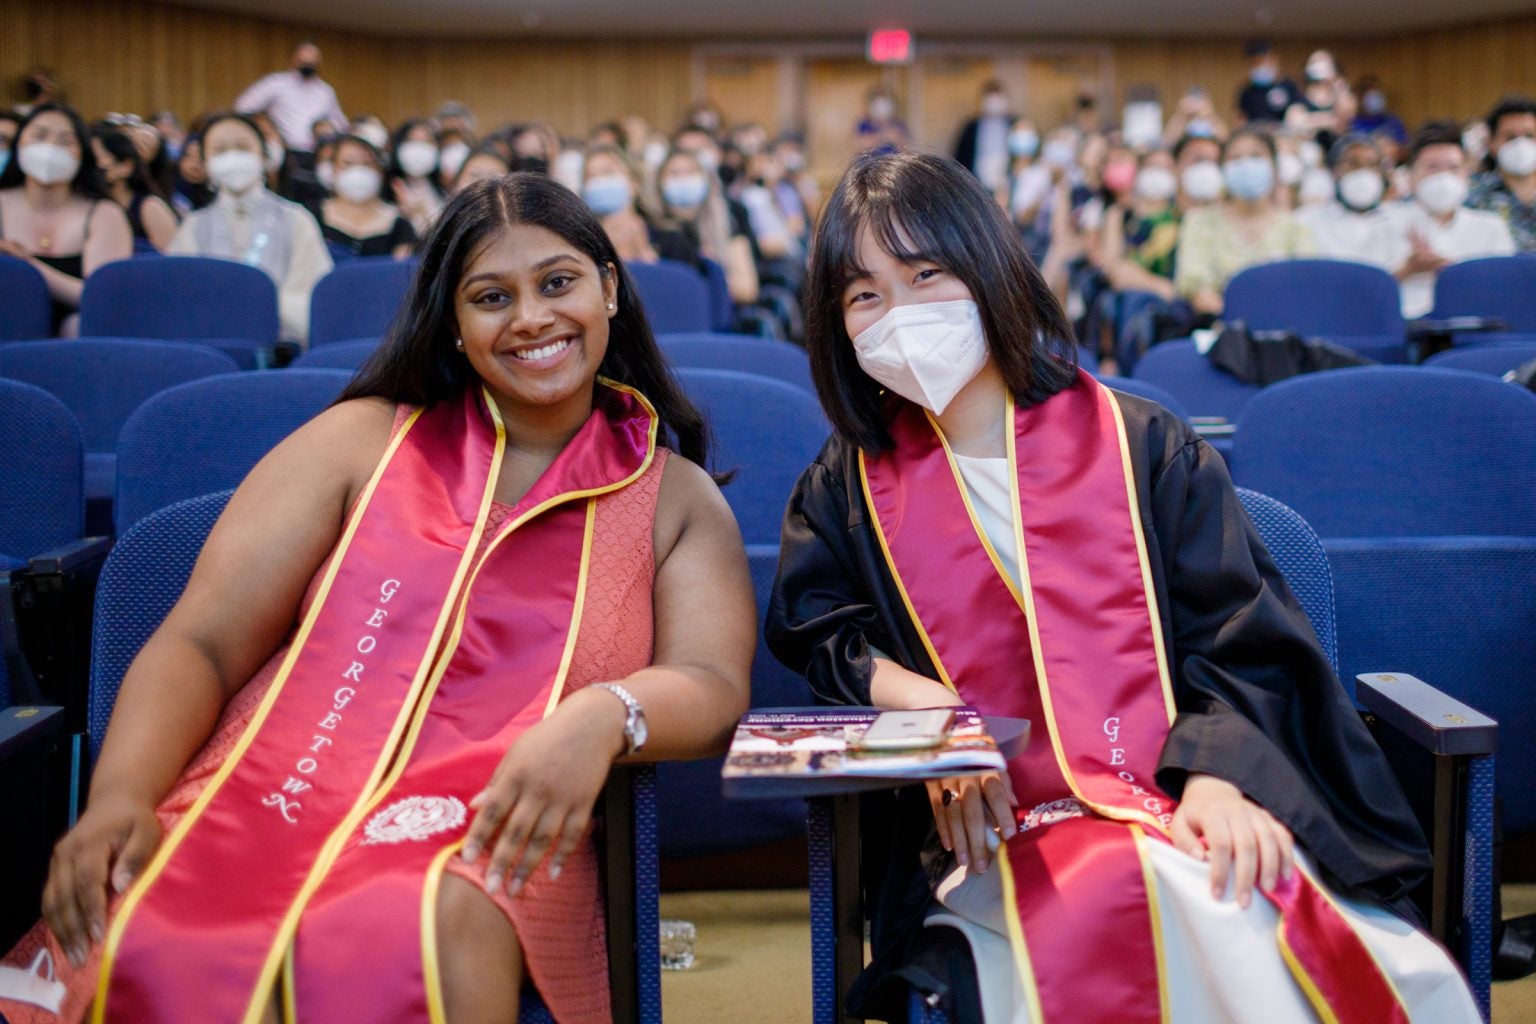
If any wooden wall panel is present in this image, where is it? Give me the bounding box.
[1,1,1531,143]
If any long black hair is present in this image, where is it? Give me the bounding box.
[0,103,107,198]
[90,124,164,200]
[339,172,713,469]
[805,149,1077,452]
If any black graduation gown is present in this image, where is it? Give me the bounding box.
[765,391,1432,1018]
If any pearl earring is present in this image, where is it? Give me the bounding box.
[455,338,464,351]
[606,302,615,311]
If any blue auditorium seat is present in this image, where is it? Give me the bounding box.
[292,337,380,370]
[308,257,418,347]
[659,333,814,392]
[699,257,736,332]
[1097,375,1192,422]
[87,490,659,1023]
[1433,256,1536,337]
[0,255,52,341]
[113,369,352,531]
[1224,259,1408,363]
[0,380,84,563]
[1424,341,1536,377]
[1132,339,1261,424]
[1232,367,1536,841]
[627,260,713,334]
[0,339,240,513]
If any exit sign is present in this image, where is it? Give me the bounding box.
[867,29,913,65]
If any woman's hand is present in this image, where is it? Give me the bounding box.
[926,771,1017,876]
[42,794,163,968]
[460,685,627,897]
[1169,773,1294,909]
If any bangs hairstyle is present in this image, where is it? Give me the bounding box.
[805,149,1077,452]
[338,172,713,470]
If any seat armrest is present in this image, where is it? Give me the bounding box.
[28,536,112,575]
[601,763,660,1024]
[1356,673,1498,757]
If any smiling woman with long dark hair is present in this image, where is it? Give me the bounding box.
[768,150,1478,1023]
[3,173,754,1024]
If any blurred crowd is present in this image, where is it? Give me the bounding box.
[1,37,1533,360]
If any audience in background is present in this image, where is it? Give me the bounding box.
[1467,96,1536,252]
[657,146,759,304]
[855,86,909,155]
[387,118,444,233]
[1100,147,1183,305]
[1351,75,1408,146]
[1175,126,1314,315]
[0,103,133,334]
[582,143,686,265]
[171,133,213,215]
[1162,87,1230,146]
[1288,49,1354,151]
[450,143,511,195]
[0,111,24,174]
[318,134,415,260]
[167,112,331,342]
[90,124,179,253]
[1391,122,1515,319]
[954,80,1017,191]
[1237,39,1300,124]
[1296,132,1402,274]
[234,41,345,162]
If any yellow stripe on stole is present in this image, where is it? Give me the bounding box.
[92,405,432,1024]
[995,855,1047,1022]
[1130,825,1172,1023]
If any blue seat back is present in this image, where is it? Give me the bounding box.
[1234,489,1338,674]
[673,368,829,545]
[309,258,418,347]
[698,258,736,332]
[0,255,52,341]
[1224,259,1405,340]
[1433,256,1536,334]
[626,261,712,334]
[79,256,280,343]
[1098,375,1192,422]
[292,338,380,370]
[1232,366,1536,538]
[0,339,240,456]
[114,370,352,530]
[0,379,83,559]
[660,333,814,392]
[1424,340,1536,376]
[1132,340,1261,423]
[89,490,231,757]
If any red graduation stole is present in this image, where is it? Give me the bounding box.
[94,381,656,1024]
[860,370,1408,1024]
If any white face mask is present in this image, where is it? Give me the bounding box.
[1298,140,1325,169]
[1415,171,1468,215]
[850,299,989,415]
[334,164,382,202]
[553,150,585,191]
[643,140,669,169]
[397,140,439,178]
[315,161,335,191]
[1180,161,1224,202]
[1276,151,1304,187]
[1337,168,1385,211]
[1498,137,1536,178]
[981,94,1008,118]
[1298,167,1335,206]
[439,141,471,179]
[208,149,265,194]
[16,142,79,185]
[1134,166,1178,202]
[263,140,285,174]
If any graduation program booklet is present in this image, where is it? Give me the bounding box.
[721,707,1013,798]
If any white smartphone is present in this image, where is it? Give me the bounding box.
[854,708,955,751]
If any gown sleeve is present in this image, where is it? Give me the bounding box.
[1149,431,1431,902]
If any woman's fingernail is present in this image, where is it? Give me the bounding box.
[468,791,485,809]
[90,921,104,943]
[112,870,131,894]
[956,850,969,866]
[548,864,562,881]
[485,871,502,893]
[461,842,480,863]
[507,876,525,898]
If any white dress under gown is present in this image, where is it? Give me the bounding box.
[935,451,1480,1024]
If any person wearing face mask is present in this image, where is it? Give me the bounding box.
[767,150,1480,1024]
[1175,126,1314,316]
[1000,119,1050,252]
[1293,134,1405,275]
[1102,149,1183,302]
[168,112,332,344]
[1173,133,1225,212]
[1349,76,1407,148]
[582,143,687,268]
[673,126,765,265]
[1236,39,1300,125]
[234,41,347,157]
[0,103,132,335]
[1160,87,1230,149]
[387,118,446,235]
[954,80,1017,192]
[856,87,910,156]
[1389,123,1515,319]
[318,135,415,261]
[773,133,820,226]
[90,124,179,254]
[1466,96,1536,252]
[657,147,760,305]
[1285,50,1354,153]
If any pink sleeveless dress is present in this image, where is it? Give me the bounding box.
[2,409,668,1024]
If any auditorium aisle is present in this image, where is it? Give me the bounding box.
[660,887,1536,1022]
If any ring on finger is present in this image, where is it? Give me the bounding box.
[941,788,958,806]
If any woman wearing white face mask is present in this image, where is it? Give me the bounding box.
[387,119,445,235]
[1175,126,1314,316]
[318,135,416,261]
[1100,149,1184,308]
[581,143,685,267]
[1293,133,1406,276]
[1391,123,1515,319]
[1465,96,1536,253]
[656,147,759,305]
[767,149,1480,1024]
[168,111,332,344]
[0,103,132,334]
